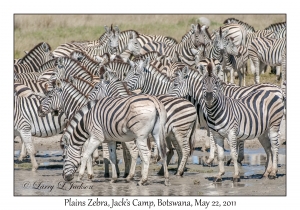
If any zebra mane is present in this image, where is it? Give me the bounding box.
[207,63,213,77]
[132,51,162,62]
[20,42,51,61]
[165,36,178,45]
[57,57,94,81]
[71,75,95,88]
[121,81,132,95]
[38,58,57,73]
[70,50,99,64]
[223,17,255,32]
[265,22,286,31]
[121,29,140,37]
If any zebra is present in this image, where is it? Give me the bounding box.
[14,72,40,81]
[201,63,285,182]
[181,23,212,46]
[14,42,54,73]
[91,71,199,177]
[168,62,286,166]
[223,18,255,34]
[52,25,120,58]
[208,28,240,83]
[50,57,94,82]
[14,83,66,171]
[265,22,286,34]
[60,94,169,186]
[248,36,286,85]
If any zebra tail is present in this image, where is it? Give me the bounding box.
[154,100,167,161]
[189,116,199,156]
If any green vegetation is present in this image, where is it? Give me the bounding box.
[14,14,285,85]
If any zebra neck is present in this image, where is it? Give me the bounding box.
[142,69,172,95]
[62,84,89,119]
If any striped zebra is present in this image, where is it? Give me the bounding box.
[223,18,255,34]
[91,71,199,176]
[265,22,286,34]
[208,28,240,83]
[53,25,120,58]
[181,23,212,46]
[50,57,94,82]
[14,83,66,171]
[60,94,169,186]
[201,63,285,182]
[14,42,54,73]
[248,36,286,85]
[168,62,285,166]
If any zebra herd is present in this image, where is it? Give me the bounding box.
[14,18,286,186]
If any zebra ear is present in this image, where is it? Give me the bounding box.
[191,24,196,33]
[182,66,190,78]
[215,65,222,75]
[114,25,119,34]
[129,32,133,39]
[191,48,199,56]
[104,25,110,33]
[197,64,205,75]
[42,42,49,52]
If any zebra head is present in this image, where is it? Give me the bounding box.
[213,27,228,55]
[41,42,55,61]
[168,66,190,98]
[196,58,223,80]
[106,25,120,55]
[61,131,76,182]
[123,58,149,91]
[127,31,141,57]
[191,23,203,47]
[38,79,64,117]
[202,63,219,108]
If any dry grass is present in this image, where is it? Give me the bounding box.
[14,14,285,85]
[14,14,286,58]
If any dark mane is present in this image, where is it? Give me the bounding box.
[207,62,213,76]
[121,29,140,38]
[70,50,99,64]
[121,81,132,95]
[223,17,255,32]
[265,22,286,31]
[72,75,95,88]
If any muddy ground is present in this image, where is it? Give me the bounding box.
[14,119,286,196]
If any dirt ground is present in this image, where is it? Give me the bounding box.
[13,118,286,196]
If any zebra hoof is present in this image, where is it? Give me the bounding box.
[110,179,117,184]
[268,174,277,180]
[117,173,120,178]
[123,173,129,178]
[232,177,240,182]
[87,174,94,180]
[104,173,110,178]
[137,181,146,186]
[213,177,222,183]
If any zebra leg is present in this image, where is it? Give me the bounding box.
[157,136,173,176]
[122,142,131,178]
[19,142,27,161]
[212,131,225,182]
[227,130,240,182]
[125,141,139,182]
[135,138,151,186]
[238,68,243,87]
[268,126,280,179]
[102,143,110,178]
[78,136,100,181]
[92,149,99,165]
[230,68,234,83]
[20,129,38,171]
[276,66,281,81]
[204,132,216,165]
[258,131,273,178]
[108,141,118,183]
[173,130,191,177]
[251,56,260,84]
[237,140,245,164]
